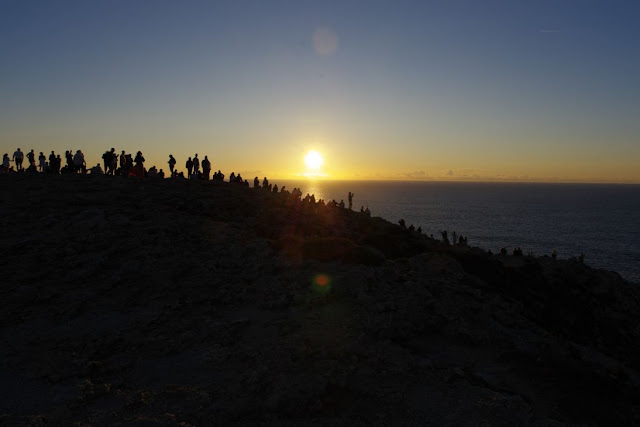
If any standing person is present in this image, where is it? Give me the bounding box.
[38,152,46,172]
[133,151,145,178]
[168,154,176,174]
[119,150,126,169]
[193,154,200,175]
[186,157,193,178]
[13,148,23,170]
[49,151,56,168]
[103,148,116,175]
[348,192,354,210]
[201,155,211,180]
[102,149,111,172]
[73,150,86,173]
[65,150,73,170]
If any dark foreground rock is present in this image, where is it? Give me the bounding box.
[1,174,639,425]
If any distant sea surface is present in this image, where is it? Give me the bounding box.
[278,180,640,283]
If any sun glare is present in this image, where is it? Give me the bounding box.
[304,150,324,170]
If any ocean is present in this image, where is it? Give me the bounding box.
[277,180,640,283]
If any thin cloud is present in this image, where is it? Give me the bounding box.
[402,170,427,179]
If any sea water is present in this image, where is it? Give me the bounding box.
[277,180,640,283]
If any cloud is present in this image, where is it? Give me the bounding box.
[402,170,427,179]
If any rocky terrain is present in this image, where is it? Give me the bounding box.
[1,173,640,425]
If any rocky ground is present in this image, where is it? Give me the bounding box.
[1,173,640,425]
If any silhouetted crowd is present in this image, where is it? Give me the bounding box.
[3,146,580,261]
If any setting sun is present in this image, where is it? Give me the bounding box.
[304,150,324,170]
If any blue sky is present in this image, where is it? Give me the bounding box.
[1,0,639,181]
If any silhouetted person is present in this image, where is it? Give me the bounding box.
[73,150,86,174]
[131,151,145,177]
[186,157,193,177]
[134,151,144,166]
[102,149,112,172]
[500,247,507,255]
[90,163,103,174]
[441,230,449,245]
[26,149,36,168]
[65,150,73,169]
[399,219,406,228]
[262,177,269,188]
[168,155,176,173]
[202,155,211,180]
[54,154,62,173]
[193,154,200,174]
[348,192,354,210]
[552,250,557,260]
[2,154,10,172]
[119,150,126,169]
[38,152,45,172]
[254,176,260,188]
[158,168,165,179]
[417,226,422,234]
[13,148,24,170]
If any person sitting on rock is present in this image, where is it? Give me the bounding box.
[339,199,345,209]
[90,163,103,174]
[158,169,165,179]
[1,153,10,172]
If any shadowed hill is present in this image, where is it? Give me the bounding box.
[1,174,639,425]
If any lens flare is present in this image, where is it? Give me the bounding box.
[312,274,332,293]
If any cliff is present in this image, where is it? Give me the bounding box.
[2,174,639,425]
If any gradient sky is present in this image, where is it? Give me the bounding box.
[1,0,639,182]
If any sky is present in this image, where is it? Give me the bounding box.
[1,0,639,182]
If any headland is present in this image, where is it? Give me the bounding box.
[2,173,639,424]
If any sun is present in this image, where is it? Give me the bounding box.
[304,150,324,170]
